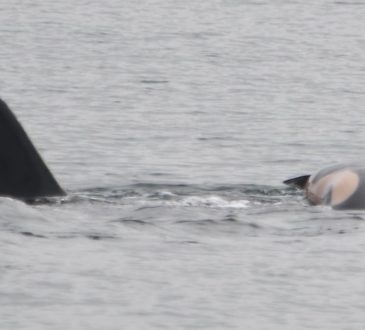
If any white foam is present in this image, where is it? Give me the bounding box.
[171,196,250,209]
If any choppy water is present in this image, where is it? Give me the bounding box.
[1,0,365,329]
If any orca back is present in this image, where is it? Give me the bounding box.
[0,99,65,201]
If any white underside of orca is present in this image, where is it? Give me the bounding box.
[284,163,365,210]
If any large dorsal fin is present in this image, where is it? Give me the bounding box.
[283,175,310,189]
[0,99,65,201]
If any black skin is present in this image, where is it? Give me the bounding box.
[0,99,65,201]
[283,175,310,189]
[284,164,365,210]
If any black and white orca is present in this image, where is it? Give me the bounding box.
[0,99,65,201]
[3,97,365,210]
[284,163,365,210]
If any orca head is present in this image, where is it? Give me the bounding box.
[0,99,65,201]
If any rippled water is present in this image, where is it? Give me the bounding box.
[1,1,365,329]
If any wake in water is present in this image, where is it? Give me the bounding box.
[66,183,298,209]
[0,183,299,238]
[1,183,363,241]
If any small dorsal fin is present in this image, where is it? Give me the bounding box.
[283,175,310,189]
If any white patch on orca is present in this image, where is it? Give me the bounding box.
[307,169,359,206]
[330,170,359,206]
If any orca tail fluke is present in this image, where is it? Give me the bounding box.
[0,98,65,201]
[283,175,310,189]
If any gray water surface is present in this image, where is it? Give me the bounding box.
[1,1,365,329]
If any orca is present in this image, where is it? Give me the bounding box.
[284,163,365,210]
[0,98,65,202]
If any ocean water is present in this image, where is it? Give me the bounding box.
[1,0,365,329]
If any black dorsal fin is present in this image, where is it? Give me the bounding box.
[283,175,310,189]
[0,99,65,201]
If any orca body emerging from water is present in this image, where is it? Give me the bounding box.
[0,99,65,201]
[284,163,365,210]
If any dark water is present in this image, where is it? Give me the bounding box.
[1,1,365,329]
